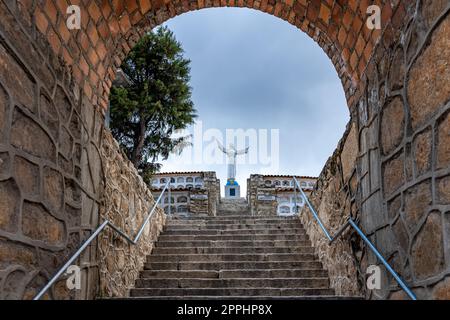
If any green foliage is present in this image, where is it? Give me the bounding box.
[109,26,196,183]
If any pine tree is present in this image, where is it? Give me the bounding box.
[109,26,196,183]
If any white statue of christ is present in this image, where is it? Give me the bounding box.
[216,139,249,181]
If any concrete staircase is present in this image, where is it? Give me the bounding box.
[130,199,340,299]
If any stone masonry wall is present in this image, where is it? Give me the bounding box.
[151,171,220,216]
[356,2,450,300]
[98,130,165,298]
[0,1,167,299]
[0,2,104,299]
[204,171,220,216]
[300,2,450,300]
[247,175,278,216]
[299,122,362,297]
[189,189,209,215]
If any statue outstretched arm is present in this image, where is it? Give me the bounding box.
[236,147,250,155]
[215,138,228,154]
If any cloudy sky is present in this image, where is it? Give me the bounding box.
[160,8,349,195]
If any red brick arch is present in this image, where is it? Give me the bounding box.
[31,0,402,113]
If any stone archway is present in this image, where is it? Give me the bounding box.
[0,0,449,299]
[29,0,387,113]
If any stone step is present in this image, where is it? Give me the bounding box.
[157,234,308,241]
[130,199,341,300]
[134,278,330,289]
[156,240,312,247]
[165,223,303,230]
[161,228,307,236]
[169,214,294,220]
[152,246,315,255]
[167,218,299,224]
[217,211,251,216]
[130,287,335,297]
[144,260,323,270]
[139,269,328,279]
[147,253,316,263]
[217,269,329,279]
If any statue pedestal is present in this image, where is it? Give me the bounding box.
[225,180,240,199]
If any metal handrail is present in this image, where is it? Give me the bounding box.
[292,177,417,300]
[33,181,171,300]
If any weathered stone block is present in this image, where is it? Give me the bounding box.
[406,24,422,65]
[389,47,405,90]
[58,154,73,176]
[81,192,96,226]
[412,212,444,280]
[65,204,81,229]
[22,201,65,246]
[412,128,432,176]
[65,178,82,204]
[81,149,94,194]
[405,154,414,183]
[340,123,358,182]
[43,166,64,213]
[361,191,385,232]
[69,112,82,141]
[369,149,381,191]
[39,94,59,140]
[0,83,9,142]
[360,152,369,175]
[381,96,405,155]
[382,152,405,196]
[53,278,75,300]
[361,174,370,197]
[0,152,10,178]
[14,156,39,197]
[0,179,20,233]
[2,268,27,299]
[432,276,450,300]
[436,111,450,170]
[407,16,450,130]
[404,180,432,231]
[420,0,448,30]
[88,142,102,194]
[92,109,104,146]
[0,239,37,270]
[387,195,401,221]
[55,86,73,124]
[392,218,409,254]
[11,108,56,162]
[73,143,82,163]
[389,290,409,300]
[436,175,450,205]
[81,99,94,137]
[0,43,36,113]
[374,226,396,258]
[59,127,73,159]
